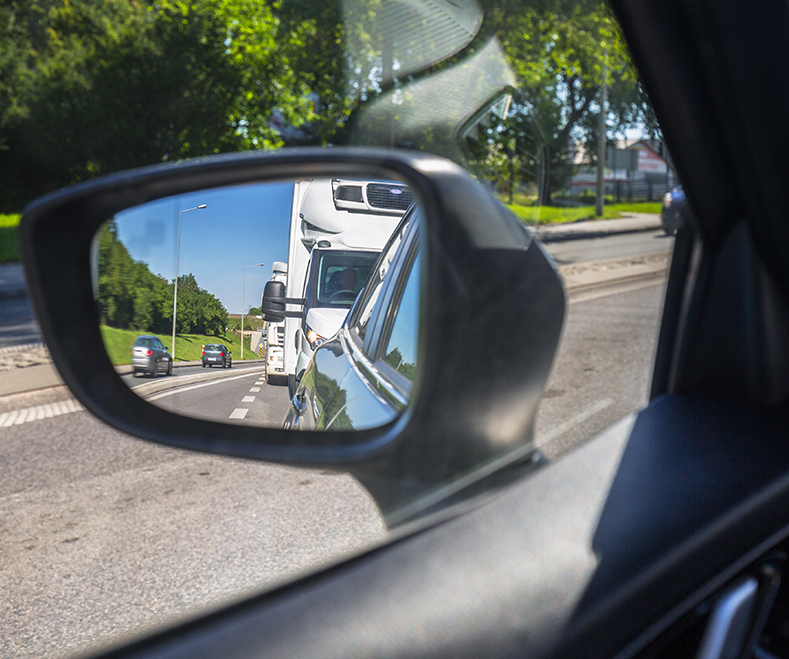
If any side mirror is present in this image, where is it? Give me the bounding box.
[260,280,286,322]
[19,147,565,525]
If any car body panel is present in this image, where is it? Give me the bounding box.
[131,335,171,376]
[661,185,685,235]
[202,344,231,368]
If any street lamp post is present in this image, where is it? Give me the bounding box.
[171,204,207,359]
[241,263,265,361]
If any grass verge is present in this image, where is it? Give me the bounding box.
[505,201,661,225]
[100,325,259,365]
[0,214,21,263]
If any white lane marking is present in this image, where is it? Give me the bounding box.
[0,342,45,356]
[145,371,261,402]
[255,381,265,386]
[242,396,255,403]
[250,387,260,392]
[229,408,248,419]
[0,398,84,428]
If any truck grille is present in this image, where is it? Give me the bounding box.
[366,184,413,211]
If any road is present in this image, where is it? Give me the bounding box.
[541,225,671,265]
[0,223,672,659]
[0,297,42,349]
[120,363,291,426]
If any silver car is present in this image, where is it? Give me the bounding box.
[131,335,172,377]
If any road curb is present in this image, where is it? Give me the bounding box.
[129,363,266,399]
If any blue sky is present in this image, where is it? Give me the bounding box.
[113,181,293,314]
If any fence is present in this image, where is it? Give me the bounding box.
[609,178,677,203]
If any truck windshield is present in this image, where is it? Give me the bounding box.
[306,250,379,309]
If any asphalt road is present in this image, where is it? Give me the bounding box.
[0,274,669,659]
[0,222,672,658]
[122,362,291,426]
[542,226,672,265]
[0,297,42,349]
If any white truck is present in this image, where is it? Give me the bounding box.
[260,178,412,396]
[262,261,288,384]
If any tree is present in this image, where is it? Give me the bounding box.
[475,0,660,201]
[0,0,325,209]
[95,220,227,335]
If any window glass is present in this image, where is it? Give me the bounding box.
[5,1,675,656]
[311,251,377,308]
[381,252,420,381]
[350,212,413,344]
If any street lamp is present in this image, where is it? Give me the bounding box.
[241,263,265,361]
[171,204,207,360]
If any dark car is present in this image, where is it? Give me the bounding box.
[285,207,418,431]
[660,184,685,235]
[202,344,232,368]
[131,335,172,377]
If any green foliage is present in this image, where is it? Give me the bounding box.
[468,0,659,199]
[0,0,332,208]
[0,213,20,262]
[96,220,227,335]
[0,0,658,212]
[505,201,659,225]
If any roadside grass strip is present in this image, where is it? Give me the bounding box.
[0,398,83,427]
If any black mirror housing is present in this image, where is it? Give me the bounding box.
[260,280,286,323]
[19,147,565,520]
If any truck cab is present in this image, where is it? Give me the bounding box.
[296,245,380,380]
[260,178,413,398]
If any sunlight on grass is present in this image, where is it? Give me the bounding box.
[0,214,21,263]
[100,325,258,365]
[505,201,660,225]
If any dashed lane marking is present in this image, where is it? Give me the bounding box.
[250,387,260,392]
[145,370,262,402]
[242,396,255,403]
[229,408,248,419]
[0,398,83,428]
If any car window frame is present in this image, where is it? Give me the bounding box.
[347,208,419,358]
[368,241,420,395]
[346,204,417,347]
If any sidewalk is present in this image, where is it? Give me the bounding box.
[535,213,662,242]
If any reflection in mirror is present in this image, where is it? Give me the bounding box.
[92,177,420,431]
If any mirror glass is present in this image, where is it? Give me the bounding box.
[92,176,420,430]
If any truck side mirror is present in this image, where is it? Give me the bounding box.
[260,281,286,322]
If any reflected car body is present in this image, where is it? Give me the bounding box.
[131,335,172,377]
[285,206,420,431]
[202,344,232,368]
[661,185,685,235]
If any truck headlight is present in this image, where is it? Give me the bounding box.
[305,326,328,350]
